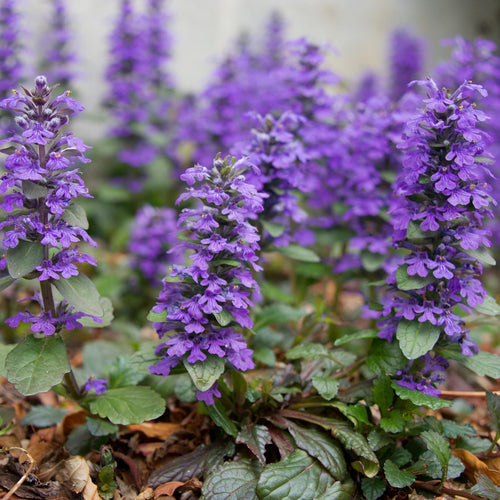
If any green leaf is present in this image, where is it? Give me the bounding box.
[254,304,308,330]
[89,386,166,425]
[184,355,225,392]
[21,180,49,199]
[6,335,71,395]
[82,340,133,376]
[421,431,451,480]
[391,382,451,409]
[85,417,119,437]
[463,248,496,267]
[54,274,104,317]
[361,477,386,500]
[287,424,347,481]
[277,245,320,263]
[439,348,500,378]
[486,392,500,432]
[202,459,261,500]
[256,450,335,500]
[262,220,285,238]
[0,343,16,378]
[316,481,356,500]
[78,297,114,328]
[312,376,339,400]
[470,474,500,500]
[174,374,197,403]
[147,309,168,323]
[295,261,332,279]
[62,203,89,229]
[204,400,239,437]
[105,356,146,388]
[149,442,234,487]
[395,265,434,291]
[383,460,415,488]
[334,329,378,346]
[396,319,441,360]
[380,409,405,433]
[361,251,385,272]
[6,240,44,279]
[20,405,68,427]
[253,347,276,367]
[286,342,329,360]
[372,375,393,414]
[236,424,272,464]
[65,423,108,456]
[475,294,500,316]
[406,220,438,240]
[0,270,16,292]
[214,309,234,327]
[366,339,407,375]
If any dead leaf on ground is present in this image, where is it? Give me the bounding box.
[125,422,183,440]
[55,456,100,499]
[60,410,88,438]
[453,448,500,486]
[154,481,185,497]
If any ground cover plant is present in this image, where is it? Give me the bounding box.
[0,1,500,499]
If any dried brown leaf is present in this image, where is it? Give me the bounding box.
[154,481,185,497]
[55,456,99,499]
[453,448,500,486]
[125,422,183,440]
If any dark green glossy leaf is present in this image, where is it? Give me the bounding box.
[6,240,44,279]
[396,319,441,360]
[391,381,451,409]
[361,477,386,500]
[312,376,339,400]
[366,339,407,375]
[86,417,119,437]
[316,480,356,500]
[6,335,70,395]
[421,430,451,480]
[204,399,239,437]
[184,355,225,392]
[88,386,166,425]
[372,375,393,414]
[383,460,415,488]
[380,409,405,433]
[256,450,335,500]
[54,273,104,317]
[236,424,272,464]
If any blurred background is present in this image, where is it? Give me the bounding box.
[19,0,500,139]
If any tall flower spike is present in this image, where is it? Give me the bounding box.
[0,76,103,335]
[375,78,495,396]
[150,156,265,404]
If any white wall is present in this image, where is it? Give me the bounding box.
[20,0,500,139]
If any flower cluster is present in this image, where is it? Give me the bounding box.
[128,204,181,286]
[150,156,265,404]
[39,0,77,89]
[234,111,313,247]
[0,76,99,334]
[376,78,495,395]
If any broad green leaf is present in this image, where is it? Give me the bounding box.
[475,294,500,316]
[82,340,133,376]
[62,203,89,229]
[412,450,464,480]
[85,417,119,437]
[262,220,285,238]
[470,474,500,500]
[277,244,320,263]
[20,405,68,427]
[486,392,500,432]
[0,343,16,378]
[287,424,347,481]
[396,319,441,360]
[380,409,405,433]
[6,240,44,279]
[395,265,434,291]
[361,477,386,500]
[89,386,166,425]
[372,375,393,414]
[65,423,107,456]
[316,480,356,500]
[147,309,168,323]
[286,342,329,360]
[456,436,493,453]
[214,309,234,327]
[366,339,407,375]
[390,448,412,467]
[391,381,451,409]
[253,347,276,367]
[312,376,339,400]
[22,180,49,199]
[184,355,225,392]
[105,356,146,388]
[78,297,114,328]
[174,374,197,403]
[204,400,239,437]
[463,248,496,267]
[201,459,261,500]
[236,424,272,464]
[54,274,104,317]
[6,335,70,395]
[254,304,307,330]
[367,429,392,451]
[361,251,385,272]
[256,450,335,500]
[0,271,16,291]
[421,430,451,480]
[384,460,415,488]
[439,348,500,378]
[334,329,378,346]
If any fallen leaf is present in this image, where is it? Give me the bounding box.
[55,456,100,499]
[126,422,183,440]
[453,448,500,486]
[60,409,88,437]
[136,487,155,500]
[138,441,165,456]
[154,481,185,497]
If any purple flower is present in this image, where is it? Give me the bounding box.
[84,377,108,395]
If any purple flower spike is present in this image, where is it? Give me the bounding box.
[150,156,265,404]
